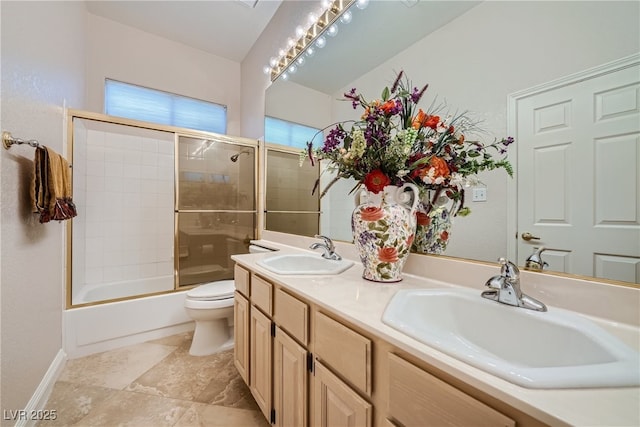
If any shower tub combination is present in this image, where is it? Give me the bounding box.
[65,111,258,358]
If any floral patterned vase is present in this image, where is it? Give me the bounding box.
[412,201,453,255]
[351,184,419,282]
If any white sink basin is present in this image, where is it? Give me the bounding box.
[382,288,640,389]
[257,253,354,275]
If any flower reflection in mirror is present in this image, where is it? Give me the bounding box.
[302,70,515,254]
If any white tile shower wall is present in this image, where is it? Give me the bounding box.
[82,129,175,290]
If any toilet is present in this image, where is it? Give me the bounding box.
[184,280,235,356]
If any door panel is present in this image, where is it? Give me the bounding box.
[516,62,640,282]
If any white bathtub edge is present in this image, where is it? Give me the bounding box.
[64,291,195,359]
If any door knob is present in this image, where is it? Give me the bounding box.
[521,232,541,241]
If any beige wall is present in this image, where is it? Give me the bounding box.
[240,0,320,140]
[86,13,242,135]
[0,0,87,414]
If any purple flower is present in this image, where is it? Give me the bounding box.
[322,126,345,152]
[411,84,429,103]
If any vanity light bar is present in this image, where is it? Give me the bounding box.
[269,0,356,82]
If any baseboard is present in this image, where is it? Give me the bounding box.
[13,349,67,427]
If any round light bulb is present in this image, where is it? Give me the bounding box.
[307,13,318,25]
[327,24,338,37]
[278,48,286,57]
[288,64,297,74]
[356,0,369,9]
[281,72,289,80]
[339,10,352,24]
[295,25,306,38]
[305,46,315,57]
[287,37,296,48]
[263,66,271,75]
[269,57,278,67]
[296,56,305,66]
[316,36,326,48]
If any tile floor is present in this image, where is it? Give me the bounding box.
[39,333,270,427]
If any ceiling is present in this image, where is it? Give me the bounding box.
[84,0,283,62]
[84,0,480,93]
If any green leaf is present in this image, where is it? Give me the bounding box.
[381,86,390,101]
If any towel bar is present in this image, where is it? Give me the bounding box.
[2,131,42,150]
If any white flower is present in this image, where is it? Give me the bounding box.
[449,172,465,187]
[396,169,410,178]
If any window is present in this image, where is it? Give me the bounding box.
[105,79,226,134]
[264,116,322,149]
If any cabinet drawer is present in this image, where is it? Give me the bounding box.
[234,265,250,298]
[314,311,371,396]
[274,289,309,345]
[387,353,515,427]
[251,274,273,315]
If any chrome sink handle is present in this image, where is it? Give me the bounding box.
[482,257,547,312]
[310,235,342,261]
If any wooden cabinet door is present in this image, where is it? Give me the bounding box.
[274,326,308,427]
[387,353,515,427]
[312,361,372,427]
[250,305,272,421]
[233,292,250,384]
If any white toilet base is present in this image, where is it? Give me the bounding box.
[189,318,233,356]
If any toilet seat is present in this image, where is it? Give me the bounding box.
[186,280,235,301]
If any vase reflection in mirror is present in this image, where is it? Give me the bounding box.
[352,183,419,282]
[412,191,455,255]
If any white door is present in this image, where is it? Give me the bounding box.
[513,57,640,283]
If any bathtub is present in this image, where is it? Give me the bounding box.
[73,276,174,305]
[65,279,194,358]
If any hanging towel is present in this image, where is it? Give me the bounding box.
[33,146,77,223]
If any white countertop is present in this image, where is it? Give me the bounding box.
[233,240,640,427]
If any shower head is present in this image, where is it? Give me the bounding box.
[230,150,251,162]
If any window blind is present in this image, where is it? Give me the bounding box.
[105,79,226,134]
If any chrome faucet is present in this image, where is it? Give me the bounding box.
[525,246,548,271]
[481,258,547,312]
[310,235,342,260]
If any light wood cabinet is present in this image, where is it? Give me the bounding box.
[314,311,372,396]
[233,291,249,384]
[312,360,372,427]
[387,353,515,427]
[250,305,272,421]
[233,264,533,427]
[234,264,250,297]
[274,326,308,427]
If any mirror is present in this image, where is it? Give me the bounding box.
[264,1,640,284]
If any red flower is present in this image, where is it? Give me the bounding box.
[440,231,449,241]
[364,169,391,194]
[378,247,399,263]
[411,109,440,130]
[429,156,450,178]
[380,100,396,116]
[416,212,431,226]
[360,206,385,222]
[406,234,415,248]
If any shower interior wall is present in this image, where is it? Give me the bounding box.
[71,118,176,306]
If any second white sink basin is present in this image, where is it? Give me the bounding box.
[257,253,354,275]
[382,288,640,389]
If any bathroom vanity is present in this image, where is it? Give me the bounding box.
[231,241,640,427]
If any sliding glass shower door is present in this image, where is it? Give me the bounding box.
[176,135,257,287]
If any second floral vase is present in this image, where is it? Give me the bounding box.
[351,184,419,282]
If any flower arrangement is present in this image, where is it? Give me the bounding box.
[303,70,514,217]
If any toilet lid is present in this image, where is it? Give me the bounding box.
[186,280,235,300]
